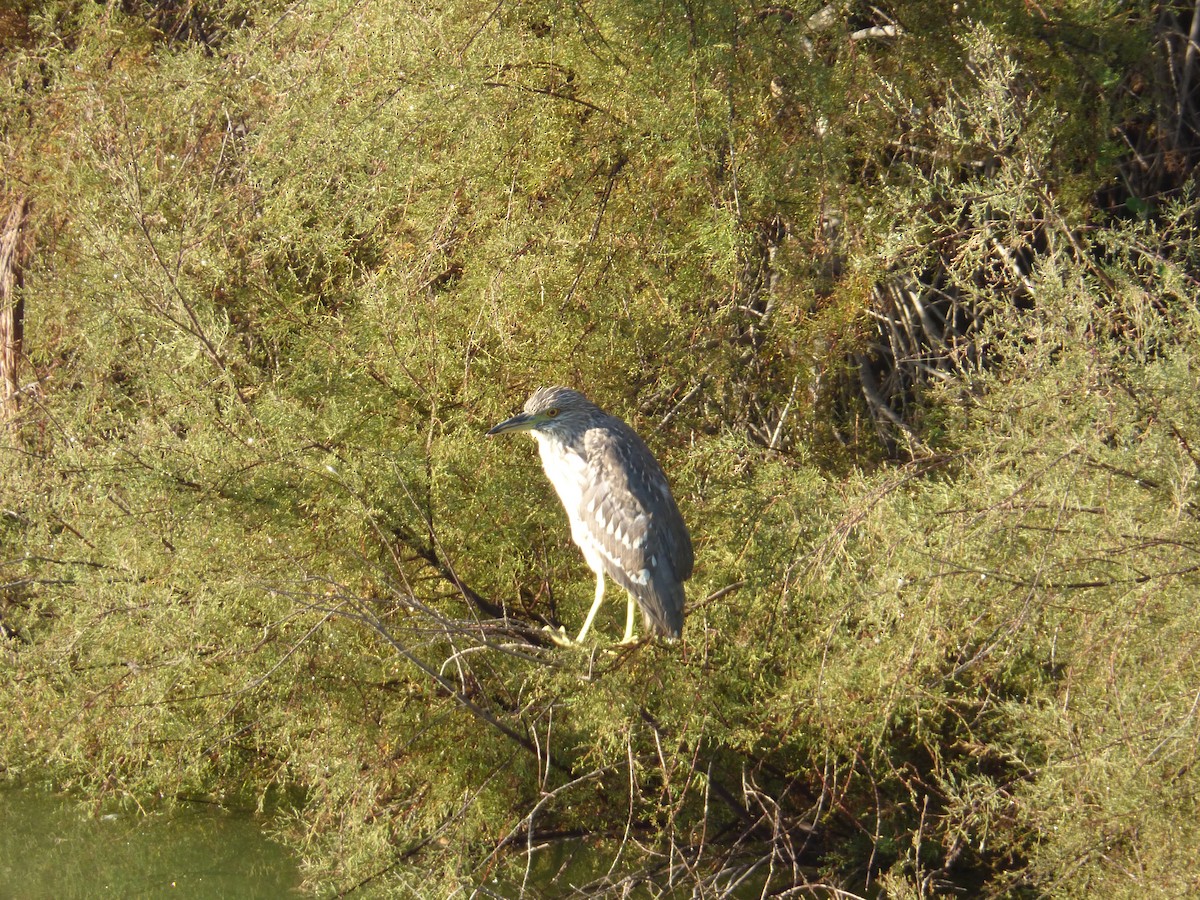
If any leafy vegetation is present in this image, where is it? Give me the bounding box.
[2,1,1198,896]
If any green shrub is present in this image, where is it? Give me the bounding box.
[2,1,1197,896]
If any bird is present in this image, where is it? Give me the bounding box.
[487,386,693,643]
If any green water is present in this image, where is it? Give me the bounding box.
[0,789,303,899]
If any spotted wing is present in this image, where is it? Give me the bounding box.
[578,422,692,636]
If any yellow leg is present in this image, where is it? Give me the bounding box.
[575,573,606,643]
[620,594,638,644]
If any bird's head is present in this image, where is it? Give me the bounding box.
[486,386,599,440]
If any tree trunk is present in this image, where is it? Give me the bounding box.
[0,196,30,419]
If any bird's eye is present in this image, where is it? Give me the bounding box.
[546,408,560,418]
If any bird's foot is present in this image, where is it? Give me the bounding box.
[541,624,574,647]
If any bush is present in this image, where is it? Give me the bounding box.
[2,1,1198,895]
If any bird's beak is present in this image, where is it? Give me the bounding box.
[486,412,537,437]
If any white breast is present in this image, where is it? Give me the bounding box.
[534,432,586,510]
[532,432,605,576]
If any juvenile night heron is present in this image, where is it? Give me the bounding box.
[487,386,693,643]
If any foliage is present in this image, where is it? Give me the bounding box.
[2,1,1198,897]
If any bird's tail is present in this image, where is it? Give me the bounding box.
[638,576,685,639]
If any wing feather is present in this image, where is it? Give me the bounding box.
[576,422,692,636]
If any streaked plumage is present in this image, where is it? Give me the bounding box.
[487,386,692,642]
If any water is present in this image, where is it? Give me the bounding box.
[0,788,303,899]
